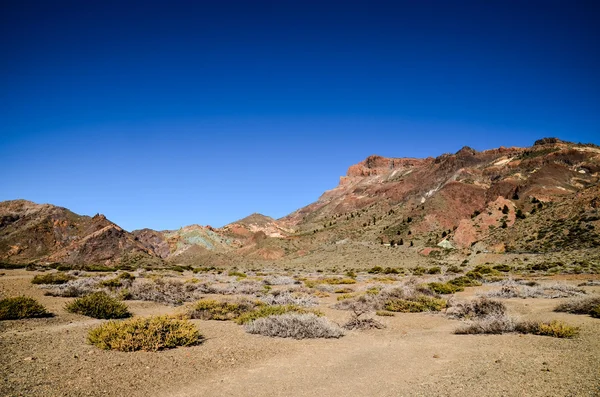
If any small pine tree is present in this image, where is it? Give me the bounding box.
[501,220,508,228]
[502,205,509,214]
[399,238,404,245]
[390,240,395,247]
[442,231,447,238]
[410,241,413,247]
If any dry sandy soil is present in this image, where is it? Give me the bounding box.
[1,269,599,397]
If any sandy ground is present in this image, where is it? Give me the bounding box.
[1,270,599,397]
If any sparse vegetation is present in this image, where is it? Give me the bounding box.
[385,296,447,313]
[235,304,320,325]
[447,297,506,320]
[186,298,258,320]
[0,296,52,320]
[88,315,202,351]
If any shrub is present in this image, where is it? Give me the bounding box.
[448,276,481,288]
[446,265,463,274]
[454,313,515,335]
[228,271,247,278]
[235,305,319,325]
[343,316,385,330]
[186,299,258,321]
[428,282,464,294]
[427,266,442,274]
[260,292,317,307]
[493,264,512,272]
[263,276,297,285]
[41,277,102,297]
[0,296,52,320]
[322,278,356,285]
[515,320,579,338]
[554,296,600,315]
[447,297,506,320]
[375,310,395,317]
[244,313,344,339]
[66,292,131,319]
[88,316,202,351]
[590,305,600,319]
[385,296,447,313]
[31,272,74,285]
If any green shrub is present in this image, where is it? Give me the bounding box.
[0,296,52,320]
[228,271,247,278]
[385,296,447,313]
[515,320,579,338]
[186,299,258,321]
[66,292,131,319]
[235,305,319,325]
[83,264,113,272]
[100,278,123,289]
[428,282,464,294]
[0,262,27,269]
[590,305,600,319]
[88,315,202,351]
[375,310,395,317]
[31,272,74,285]
[449,275,482,287]
[446,265,463,274]
[426,266,442,274]
[493,264,512,272]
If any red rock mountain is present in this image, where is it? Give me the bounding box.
[1,139,599,266]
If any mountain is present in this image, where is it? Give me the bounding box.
[1,138,599,267]
[0,200,160,266]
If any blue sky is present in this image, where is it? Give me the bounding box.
[1,0,599,231]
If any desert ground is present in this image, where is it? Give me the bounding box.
[1,268,599,397]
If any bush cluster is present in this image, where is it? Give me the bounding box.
[244,313,344,339]
[186,298,258,321]
[0,296,51,320]
[88,315,202,351]
[65,292,131,319]
[235,304,319,325]
[31,272,74,285]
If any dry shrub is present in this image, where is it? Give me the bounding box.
[554,296,600,315]
[42,277,103,297]
[88,316,202,351]
[127,279,200,305]
[65,292,131,319]
[447,297,506,320]
[263,276,297,285]
[333,283,446,313]
[343,317,385,330]
[0,296,52,320]
[186,298,258,320]
[485,280,586,299]
[260,291,317,307]
[245,313,344,339]
[454,313,516,335]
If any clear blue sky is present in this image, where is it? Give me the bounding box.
[1,1,599,231]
